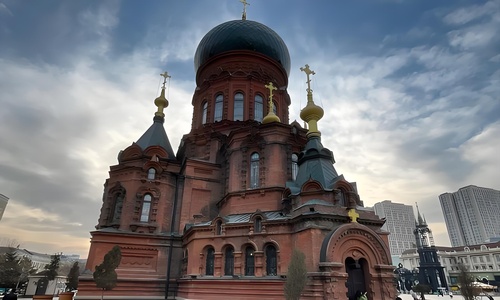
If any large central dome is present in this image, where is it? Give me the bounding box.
[194,20,291,76]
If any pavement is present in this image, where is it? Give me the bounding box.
[16,295,500,300]
[396,294,499,300]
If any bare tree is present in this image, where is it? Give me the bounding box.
[457,263,480,300]
[284,249,307,300]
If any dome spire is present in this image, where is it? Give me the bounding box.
[262,81,280,124]
[240,0,250,20]
[299,64,324,138]
[154,72,170,121]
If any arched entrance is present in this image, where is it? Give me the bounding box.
[345,257,367,300]
[35,277,49,295]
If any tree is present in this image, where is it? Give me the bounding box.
[457,263,481,300]
[93,245,122,300]
[284,249,307,300]
[413,283,431,300]
[43,253,61,281]
[16,256,37,290]
[0,249,21,288]
[66,262,80,291]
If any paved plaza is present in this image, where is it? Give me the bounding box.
[396,294,499,300]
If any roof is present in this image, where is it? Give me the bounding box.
[194,20,291,75]
[136,116,175,158]
[192,210,288,227]
[289,137,339,192]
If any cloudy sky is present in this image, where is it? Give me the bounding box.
[0,0,499,257]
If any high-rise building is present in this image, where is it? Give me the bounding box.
[373,200,416,264]
[76,6,397,300]
[0,194,8,221]
[439,185,500,247]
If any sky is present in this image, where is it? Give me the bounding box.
[0,0,499,258]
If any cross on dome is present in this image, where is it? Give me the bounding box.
[240,0,250,20]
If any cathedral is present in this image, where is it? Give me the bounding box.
[77,5,395,300]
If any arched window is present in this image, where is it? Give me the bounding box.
[206,247,215,276]
[265,245,277,276]
[224,246,234,276]
[254,217,262,233]
[245,247,255,276]
[254,95,263,122]
[140,194,152,222]
[202,101,208,124]
[216,220,222,235]
[234,92,244,121]
[250,152,260,189]
[111,191,125,223]
[273,101,277,115]
[214,94,223,121]
[291,153,298,181]
[147,168,156,180]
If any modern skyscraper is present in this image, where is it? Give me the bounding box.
[0,194,8,221]
[373,200,416,263]
[439,185,500,247]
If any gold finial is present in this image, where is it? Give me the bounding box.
[240,0,250,20]
[299,64,324,137]
[155,72,171,118]
[347,208,359,223]
[262,82,280,124]
[300,64,315,103]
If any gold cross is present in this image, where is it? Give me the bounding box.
[264,82,277,111]
[160,71,171,88]
[347,208,359,223]
[300,64,315,95]
[240,0,250,20]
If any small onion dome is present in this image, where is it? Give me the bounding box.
[194,20,291,76]
[300,100,324,137]
[154,88,169,118]
[262,111,280,124]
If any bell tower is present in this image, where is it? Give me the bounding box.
[414,205,448,292]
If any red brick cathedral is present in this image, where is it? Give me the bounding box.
[77,12,395,300]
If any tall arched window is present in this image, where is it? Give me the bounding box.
[214,94,223,121]
[140,194,152,222]
[234,92,244,121]
[254,95,263,122]
[254,217,262,233]
[291,153,298,181]
[147,168,156,180]
[273,101,277,115]
[111,191,125,223]
[250,152,260,189]
[224,246,234,276]
[245,247,255,276]
[202,101,208,124]
[265,245,277,276]
[216,220,222,235]
[206,247,215,276]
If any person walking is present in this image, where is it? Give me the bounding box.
[2,289,18,300]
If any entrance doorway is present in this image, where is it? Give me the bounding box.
[345,257,367,300]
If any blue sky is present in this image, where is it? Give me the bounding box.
[0,0,499,257]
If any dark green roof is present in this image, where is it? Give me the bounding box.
[194,20,291,75]
[136,116,175,158]
[292,137,339,190]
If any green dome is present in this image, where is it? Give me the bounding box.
[194,20,291,76]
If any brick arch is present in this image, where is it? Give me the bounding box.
[320,223,391,266]
[241,241,258,252]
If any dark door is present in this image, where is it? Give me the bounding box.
[346,258,366,300]
[35,278,49,295]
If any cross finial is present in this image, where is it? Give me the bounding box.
[240,0,250,20]
[300,64,315,98]
[347,208,359,223]
[265,81,277,102]
[160,71,171,89]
